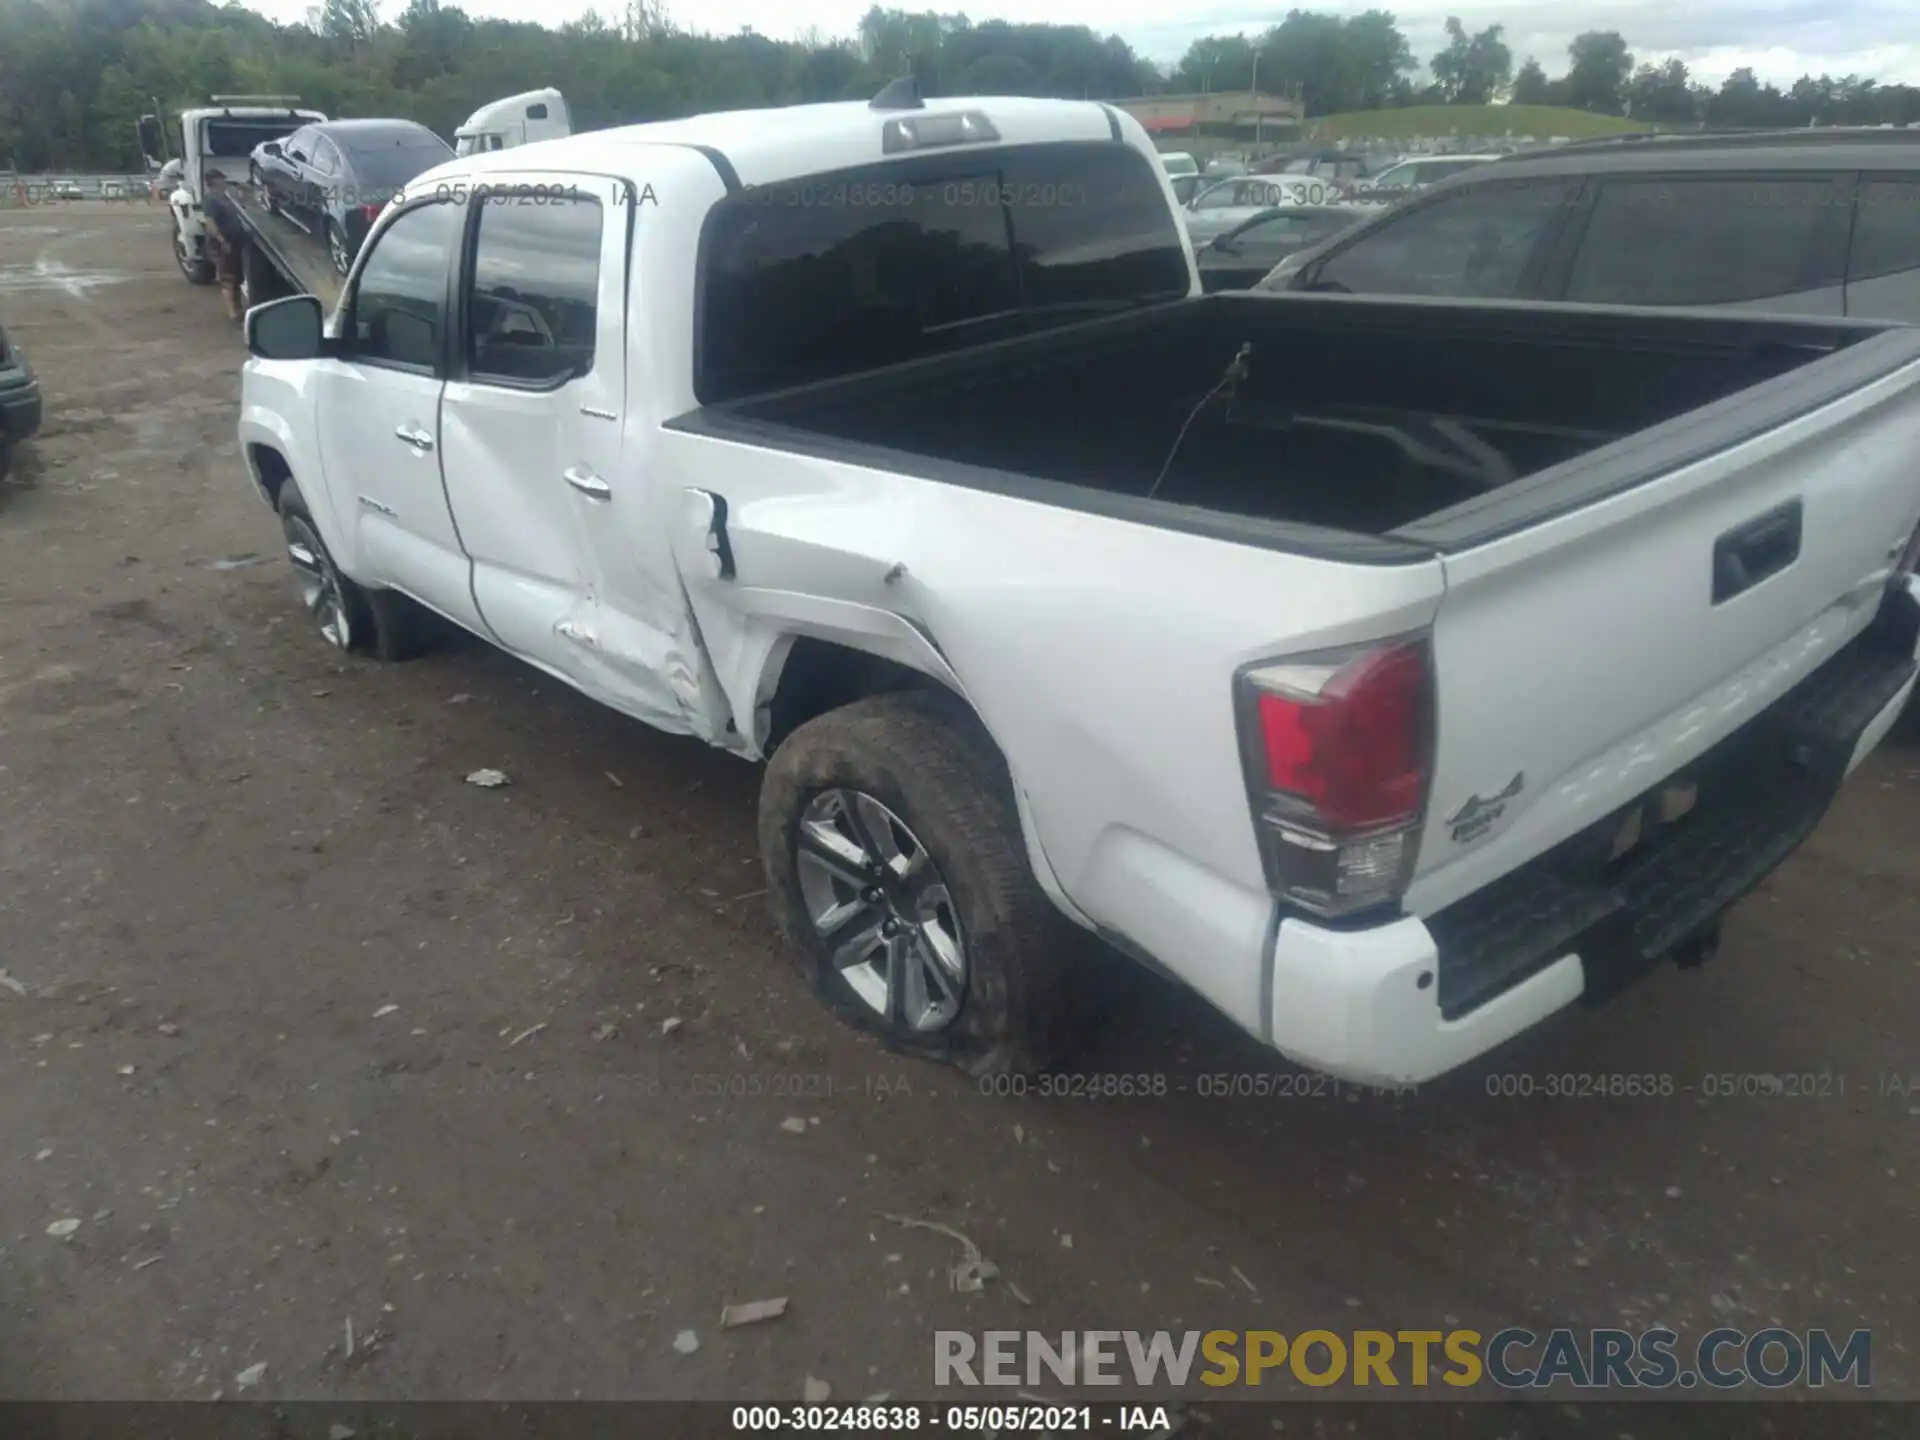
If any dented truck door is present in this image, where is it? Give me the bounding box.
[440,175,687,732]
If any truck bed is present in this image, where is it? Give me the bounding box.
[686,292,1918,553]
[231,186,343,312]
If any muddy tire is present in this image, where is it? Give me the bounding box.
[175,229,215,285]
[276,478,435,662]
[759,690,1079,1077]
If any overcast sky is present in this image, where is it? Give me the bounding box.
[245,0,1920,87]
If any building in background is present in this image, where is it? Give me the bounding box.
[1112,91,1306,159]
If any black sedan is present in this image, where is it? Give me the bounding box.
[251,119,453,275]
[1194,205,1371,293]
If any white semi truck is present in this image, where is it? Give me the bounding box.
[452,89,571,156]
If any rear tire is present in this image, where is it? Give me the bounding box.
[276,478,435,662]
[241,238,290,310]
[0,434,12,483]
[758,690,1079,1077]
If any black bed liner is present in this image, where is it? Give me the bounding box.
[672,291,1920,562]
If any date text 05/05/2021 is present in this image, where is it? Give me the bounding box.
[729,1404,1170,1432]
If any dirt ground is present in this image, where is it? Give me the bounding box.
[3,204,1918,1432]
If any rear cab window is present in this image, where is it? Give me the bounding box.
[696,141,1190,404]
[347,133,457,188]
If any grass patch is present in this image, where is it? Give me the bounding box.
[1311,105,1656,141]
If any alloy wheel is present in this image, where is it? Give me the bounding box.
[794,788,968,1033]
[282,513,353,649]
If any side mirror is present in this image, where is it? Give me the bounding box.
[247,294,327,361]
[137,117,162,161]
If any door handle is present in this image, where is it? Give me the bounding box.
[394,424,434,452]
[1712,499,1802,604]
[565,466,612,500]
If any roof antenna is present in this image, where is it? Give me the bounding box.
[871,72,924,112]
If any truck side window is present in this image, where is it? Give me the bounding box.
[1849,179,1920,284]
[466,193,603,385]
[1565,176,1836,306]
[1312,179,1577,299]
[347,202,460,373]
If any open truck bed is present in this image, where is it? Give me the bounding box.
[231,185,343,313]
[681,291,1916,557]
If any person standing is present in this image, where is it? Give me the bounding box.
[200,171,248,322]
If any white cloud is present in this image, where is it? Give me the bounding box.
[241,0,1920,87]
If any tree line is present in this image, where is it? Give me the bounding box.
[3,0,1918,173]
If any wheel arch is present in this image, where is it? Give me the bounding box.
[246,440,292,511]
[754,628,1095,934]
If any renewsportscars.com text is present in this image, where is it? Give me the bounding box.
[935,1327,1871,1391]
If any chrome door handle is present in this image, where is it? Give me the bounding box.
[395,424,434,452]
[564,466,611,500]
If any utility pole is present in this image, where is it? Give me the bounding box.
[1252,50,1262,151]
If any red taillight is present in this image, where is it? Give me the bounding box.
[1238,638,1433,918]
[1256,644,1427,829]
[359,201,384,223]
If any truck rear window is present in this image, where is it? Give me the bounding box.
[203,120,308,157]
[696,141,1190,403]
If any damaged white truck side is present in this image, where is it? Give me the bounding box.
[237,91,1920,1084]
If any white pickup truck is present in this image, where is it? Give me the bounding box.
[236,87,1920,1085]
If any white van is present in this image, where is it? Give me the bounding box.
[452,89,571,156]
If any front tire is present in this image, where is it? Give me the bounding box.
[277,478,434,662]
[759,691,1077,1077]
[174,229,215,285]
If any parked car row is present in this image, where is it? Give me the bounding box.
[1180,175,1354,244]
[1156,148,1508,287]
[1193,205,1372,291]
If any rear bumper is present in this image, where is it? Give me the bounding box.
[1264,578,1920,1087]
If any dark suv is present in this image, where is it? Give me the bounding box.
[0,318,42,482]
[1257,128,1920,321]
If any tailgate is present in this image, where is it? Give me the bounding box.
[1406,341,1920,921]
